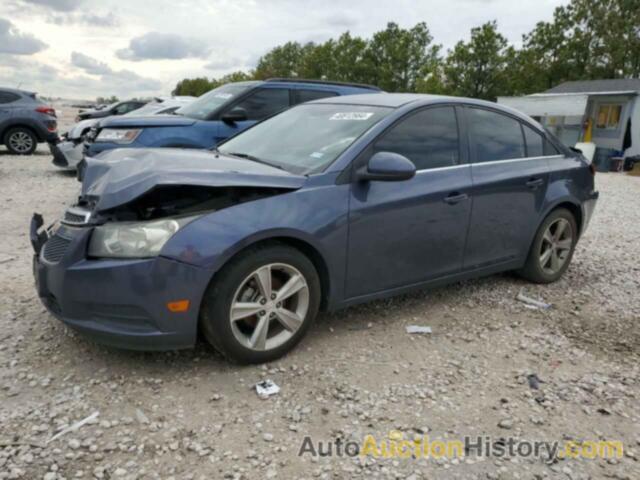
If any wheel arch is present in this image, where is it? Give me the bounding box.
[541,199,583,237]
[205,234,333,312]
[3,123,40,143]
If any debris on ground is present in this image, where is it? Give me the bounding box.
[47,411,99,443]
[527,373,544,390]
[516,291,552,310]
[0,254,14,264]
[405,325,432,334]
[256,379,280,399]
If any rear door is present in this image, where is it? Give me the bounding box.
[215,88,291,144]
[346,106,473,298]
[463,106,551,269]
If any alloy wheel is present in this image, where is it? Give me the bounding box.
[539,218,573,275]
[9,131,34,154]
[229,263,309,351]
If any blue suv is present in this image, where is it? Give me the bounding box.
[83,79,381,160]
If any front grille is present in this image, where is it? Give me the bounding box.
[62,208,91,225]
[42,235,71,263]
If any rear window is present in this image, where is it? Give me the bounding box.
[468,108,525,162]
[0,92,20,104]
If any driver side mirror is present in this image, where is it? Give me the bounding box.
[355,151,416,182]
[221,107,248,124]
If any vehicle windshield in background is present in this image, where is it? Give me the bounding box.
[125,103,165,116]
[218,104,390,175]
[176,83,256,120]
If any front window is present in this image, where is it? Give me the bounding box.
[177,82,257,120]
[218,104,391,175]
[373,107,460,170]
[229,88,290,121]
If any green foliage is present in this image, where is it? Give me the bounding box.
[442,21,509,100]
[173,0,640,100]
[96,95,119,104]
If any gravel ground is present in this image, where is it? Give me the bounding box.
[1,111,639,479]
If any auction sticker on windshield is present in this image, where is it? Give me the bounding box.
[330,112,375,120]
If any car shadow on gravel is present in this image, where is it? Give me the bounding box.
[48,271,526,372]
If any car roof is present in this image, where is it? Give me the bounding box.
[0,87,35,96]
[256,79,379,93]
[310,92,542,127]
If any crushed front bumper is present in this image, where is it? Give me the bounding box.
[50,140,83,170]
[30,214,211,351]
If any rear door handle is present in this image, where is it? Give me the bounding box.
[526,178,544,189]
[443,193,469,205]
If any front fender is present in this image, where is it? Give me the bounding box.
[161,180,350,304]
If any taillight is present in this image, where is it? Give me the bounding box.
[589,162,596,176]
[36,105,56,117]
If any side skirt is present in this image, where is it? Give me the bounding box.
[330,258,523,311]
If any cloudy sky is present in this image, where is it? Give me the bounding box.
[0,0,567,100]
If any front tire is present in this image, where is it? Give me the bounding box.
[5,127,37,155]
[519,208,577,283]
[200,243,321,364]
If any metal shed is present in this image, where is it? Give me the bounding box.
[498,79,640,168]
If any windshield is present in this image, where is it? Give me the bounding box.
[124,103,162,116]
[218,104,390,175]
[177,83,256,120]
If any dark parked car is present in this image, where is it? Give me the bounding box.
[81,79,381,162]
[76,100,147,122]
[0,87,57,155]
[31,93,598,363]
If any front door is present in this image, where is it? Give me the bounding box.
[346,106,473,298]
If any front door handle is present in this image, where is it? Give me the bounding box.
[443,193,469,205]
[526,178,544,189]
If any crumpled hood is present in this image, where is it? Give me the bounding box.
[81,148,306,212]
[68,118,101,139]
[99,114,196,129]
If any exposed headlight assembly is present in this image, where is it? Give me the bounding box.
[88,217,196,259]
[95,128,141,144]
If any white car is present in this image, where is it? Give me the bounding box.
[50,97,195,171]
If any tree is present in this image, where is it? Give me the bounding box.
[96,95,118,104]
[172,77,217,97]
[443,21,509,100]
[254,41,316,79]
[364,22,441,92]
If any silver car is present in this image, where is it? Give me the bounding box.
[50,97,194,170]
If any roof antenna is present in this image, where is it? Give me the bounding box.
[16,82,22,89]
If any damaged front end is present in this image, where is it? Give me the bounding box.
[43,147,306,259]
[30,148,306,351]
[84,184,292,224]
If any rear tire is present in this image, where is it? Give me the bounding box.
[200,243,321,364]
[518,208,577,283]
[5,127,37,155]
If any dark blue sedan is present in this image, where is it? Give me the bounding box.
[31,93,598,363]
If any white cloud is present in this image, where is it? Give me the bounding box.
[0,0,568,98]
[116,32,210,61]
[0,17,47,55]
[71,51,113,75]
[21,0,84,11]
